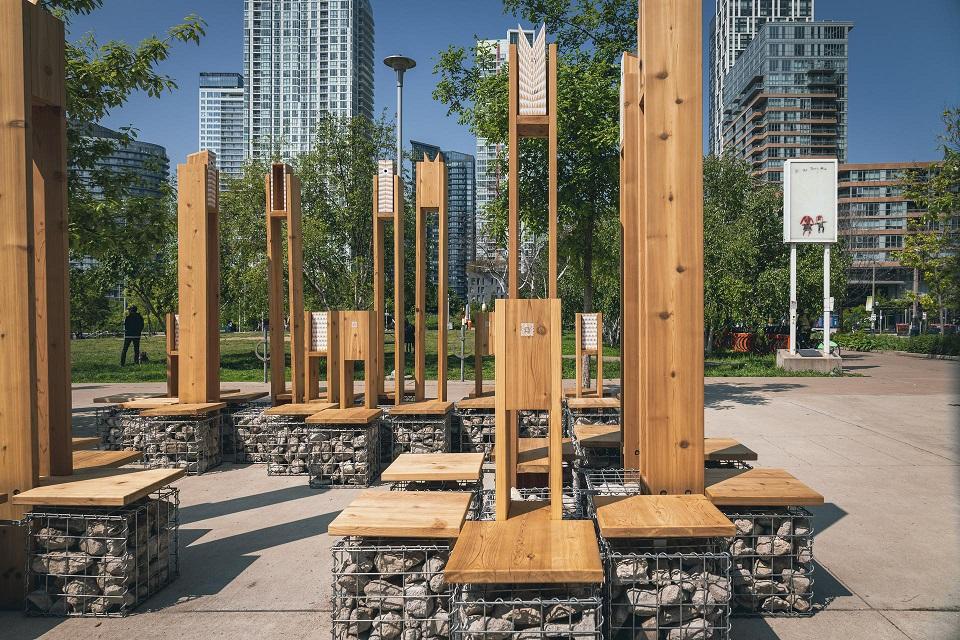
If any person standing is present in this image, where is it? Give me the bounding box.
[121,305,145,366]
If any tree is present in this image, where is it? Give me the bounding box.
[433,1,629,321]
[898,108,960,333]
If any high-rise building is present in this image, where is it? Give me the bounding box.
[199,72,245,181]
[410,141,476,303]
[709,0,815,155]
[720,21,853,183]
[243,0,374,159]
[74,123,169,198]
[838,162,934,304]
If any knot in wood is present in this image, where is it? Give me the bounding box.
[658,311,672,320]
[659,132,670,140]
[656,70,669,79]
[679,440,689,449]
[676,264,686,273]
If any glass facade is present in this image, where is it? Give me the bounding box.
[199,72,246,182]
[720,21,853,182]
[74,123,169,198]
[709,0,815,155]
[243,0,374,159]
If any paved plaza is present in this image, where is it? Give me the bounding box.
[3,352,958,640]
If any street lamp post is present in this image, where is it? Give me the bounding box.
[383,55,416,172]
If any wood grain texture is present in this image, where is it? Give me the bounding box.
[220,391,269,404]
[381,453,484,482]
[119,397,181,410]
[372,179,386,396]
[71,449,142,471]
[92,392,167,404]
[445,503,603,584]
[266,171,285,402]
[264,402,336,416]
[594,494,736,538]
[286,170,305,403]
[507,43,520,298]
[455,395,496,410]
[547,43,558,297]
[305,407,382,425]
[502,437,575,474]
[704,437,758,462]
[566,396,619,410]
[573,424,621,448]
[166,313,179,397]
[386,400,454,416]
[328,490,471,538]
[139,402,224,417]
[705,468,824,506]
[13,468,184,507]
[71,437,99,451]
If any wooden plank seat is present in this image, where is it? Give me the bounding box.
[220,390,269,404]
[573,424,621,448]
[386,400,454,416]
[445,502,604,584]
[704,437,758,462]
[594,494,736,538]
[264,402,337,416]
[71,436,99,451]
[381,453,485,483]
[139,402,226,417]
[120,397,181,410]
[328,490,472,539]
[93,392,167,404]
[71,450,142,472]
[495,438,575,474]
[570,426,759,464]
[305,408,382,425]
[566,396,620,410]
[705,467,824,506]
[12,468,185,507]
[455,395,495,410]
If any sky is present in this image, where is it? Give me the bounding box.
[70,0,960,171]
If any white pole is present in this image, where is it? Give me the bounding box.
[789,243,797,354]
[396,76,403,172]
[823,244,831,354]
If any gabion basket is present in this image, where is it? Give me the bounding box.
[564,405,621,436]
[582,469,647,502]
[572,434,623,470]
[125,413,222,475]
[332,537,453,640]
[231,405,275,463]
[388,412,454,457]
[265,419,337,476]
[450,583,602,639]
[603,538,732,640]
[721,507,814,616]
[479,474,586,521]
[518,410,550,438]
[456,408,495,459]
[307,422,381,488]
[24,487,179,617]
[220,401,267,459]
[97,407,138,451]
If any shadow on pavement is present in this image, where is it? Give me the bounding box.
[705,382,803,409]
[179,483,323,525]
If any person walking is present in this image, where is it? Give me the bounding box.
[121,305,145,366]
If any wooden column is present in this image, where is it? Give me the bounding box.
[177,151,220,404]
[547,43,558,298]
[166,313,179,397]
[507,44,520,298]
[620,52,642,470]
[373,160,405,404]
[305,310,340,404]
[635,0,704,495]
[414,153,449,402]
[266,163,305,403]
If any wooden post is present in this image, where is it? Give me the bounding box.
[472,311,494,397]
[339,310,377,410]
[266,163,305,403]
[507,44,520,298]
[305,310,340,404]
[166,313,179,397]
[177,151,220,404]
[414,153,449,401]
[373,160,405,404]
[629,0,704,495]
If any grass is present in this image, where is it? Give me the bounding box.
[70,331,843,383]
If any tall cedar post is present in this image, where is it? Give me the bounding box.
[166,313,179,397]
[1,0,68,605]
[373,161,405,404]
[619,52,641,469]
[177,151,220,404]
[636,0,705,494]
[414,153,449,401]
[266,163,305,403]
[472,310,494,397]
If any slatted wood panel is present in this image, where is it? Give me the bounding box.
[177,151,220,404]
[575,312,604,398]
[305,310,340,404]
[594,494,735,538]
[328,491,471,538]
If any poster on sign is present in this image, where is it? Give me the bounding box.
[783,159,838,243]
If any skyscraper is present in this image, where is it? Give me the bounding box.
[709,0,815,155]
[74,123,169,198]
[199,72,245,181]
[243,0,375,159]
[721,21,852,182]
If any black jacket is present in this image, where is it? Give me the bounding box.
[124,312,145,338]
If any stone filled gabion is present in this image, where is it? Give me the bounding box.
[388,414,453,456]
[604,541,732,640]
[565,406,621,435]
[456,409,495,459]
[269,421,375,478]
[583,469,647,503]
[450,584,602,639]
[232,406,273,463]
[97,407,139,451]
[572,432,622,471]
[220,402,263,458]
[479,481,585,521]
[332,537,453,640]
[25,487,179,617]
[518,410,550,438]
[123,414,222,475]
[721,507,814,615]
[307,423,380,488]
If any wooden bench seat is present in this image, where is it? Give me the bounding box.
[93,392,167,404]
[566,396,620,410]
[445,502,604,584]
[704,437,758,462]
[305,408,382,425]
[495,438,575,474]
[71,437,99,451]
[570,425,759,463]
[12,468,185,507]
[139,402,226,417]
[455,395,496,410]
[120,397,181,410]
[72,450,142,472]
[264,402,337,416]
[594,494,736,538]
[381,453,485,483]
[220,390,268,404]
[328,490,472,538]
[387,400,455,416]
[705,467,824,506]
[573,424,621,448]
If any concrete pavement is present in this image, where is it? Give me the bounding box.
[4,351,958,640]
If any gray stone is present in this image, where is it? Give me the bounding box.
[465,615,513,639]
[25,589,53,612]
[501,605,542,626]
[371,611,403,640]
[364,579,404,612]
[36,527,72,551]
[755,535,792,556]
[666,617,711,640]
[734,518,757,536]
[626,587,659,615]
[63,579,98,608]
[761,595,792,613]
[404,583,435,619]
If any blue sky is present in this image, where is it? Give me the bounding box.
[71,0,960,170]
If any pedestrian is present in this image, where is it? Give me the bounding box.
[121,305,145,366]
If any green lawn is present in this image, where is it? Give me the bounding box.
[71,331,840,383]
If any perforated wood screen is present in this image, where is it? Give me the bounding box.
[517,26,547,116]
[377,160,394,213]
[174,314,180,350]
[580,314,599,350]
[311,311,328,352]
[205,154,219,209]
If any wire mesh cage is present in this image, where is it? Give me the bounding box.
[564,405,621,434]
[704,461,754,470]
[125,414,222,475]
[582,469,647,505]
[220,401,267,459]
[450,583,603,639]
[264,418,340,476]
[332,537,453,640]
[479,473,586,520]
[518,410,550,438]
[456,409,495,459]
[231,406,277,464]
[572,434,623,471]
[603,538,732,640]
[97,407,138,451]
[388,413,454,457]
[307,422,381,488]
[720,507,814,616]
[24,487,179,617]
